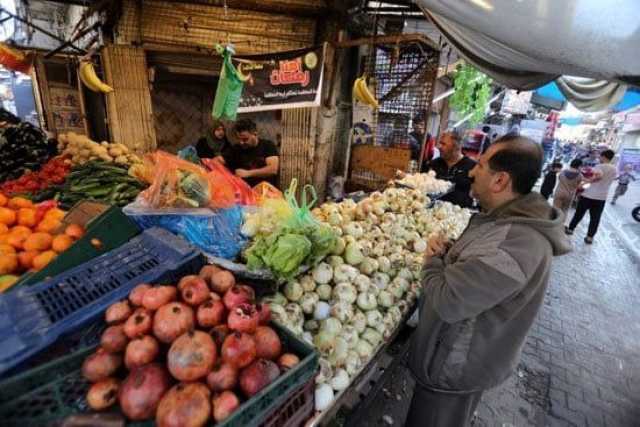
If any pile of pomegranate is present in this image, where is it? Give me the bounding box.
[82,264,301,427]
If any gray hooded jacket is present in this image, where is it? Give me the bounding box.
[408,193,572,392]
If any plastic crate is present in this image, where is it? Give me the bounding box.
[0,227,199,377]
[12,205,141,289]
[0,325,318,427]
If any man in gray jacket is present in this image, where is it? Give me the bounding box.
[406,135,572,426]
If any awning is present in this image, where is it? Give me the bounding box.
[415,1,640,110]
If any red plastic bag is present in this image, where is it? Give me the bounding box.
[140,151,236,209]
[202,158,257,206]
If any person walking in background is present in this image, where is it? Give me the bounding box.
[406,135,571,427]
[565,150,617,244]
[553,159,583,216]
[611,164,636,205]
[540,162,563,200]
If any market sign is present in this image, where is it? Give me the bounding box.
[622,112,640,133]
[618,147,640,173]
[237,46,324,113]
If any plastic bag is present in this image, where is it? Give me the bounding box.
[202,158,257,206]
[212,45,245,121]
[177,145,202,165]
[140,151,235,209]
[124,200,247,260]
[253,182,283,204]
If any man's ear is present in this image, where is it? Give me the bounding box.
[492,171,512,192]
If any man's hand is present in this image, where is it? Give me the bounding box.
[235,169,253,178]
[424,233,451,262]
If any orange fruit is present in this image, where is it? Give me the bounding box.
[6,233,29,250]
[0,207,16,226]
[65,224,86,240]
[23,232,53,252]
[18,251,39,270]
[43,208,65,222]
[8,197,33,209]
[0,223,8,235]
[36,218,62,233]
[0,243,16,254]
[17,208,38,228]
[32,250,56,271]
[0,193,6,207]
[0,253,18,274]
[0,235,8,244]
[52,234,74,253]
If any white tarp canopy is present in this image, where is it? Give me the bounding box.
[415,0,640,110]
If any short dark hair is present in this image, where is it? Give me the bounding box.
[442,129,461,145]
[234,118,257,134]
[412,115,425,124]
[488,135,543,195]
[552,162,563,170]
[482,125,491,133]
[600,149,614,160]
[570,159,582,168]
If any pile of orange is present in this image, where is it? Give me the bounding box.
[0,194,86,275]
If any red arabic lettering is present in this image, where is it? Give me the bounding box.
[269,58,311,87]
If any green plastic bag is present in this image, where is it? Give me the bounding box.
[212,45,245,121]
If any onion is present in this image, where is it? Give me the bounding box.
[333,264,359,283]
[377,290,394,308]
[362,328,383,348]
[300,275,316,292]
[313,301,331,320]
[300,292,319,315]
[316,284,332,301]
[315,383,335,411]
[330,369,350,392]
[312,262,333,285]
[283,281,304,302]
[356,292,377,311]
[332,283,357,304]
[330,302,354,323]
[320,317,343,336]
[366,310,383,327]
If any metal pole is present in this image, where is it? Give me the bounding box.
[0,7,86,54]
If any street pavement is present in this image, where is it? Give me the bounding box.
[349,186,640,427]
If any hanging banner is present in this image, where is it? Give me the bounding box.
[236,46,324,113]
[0,43,33,74]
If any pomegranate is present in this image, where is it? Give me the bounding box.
[153,302,195,344]
[86,377,119,411]
[210,270,235,294]
[125,335,160,369]
[82,348,122,382]
[105,300,132,324]
[206,363,238,392]
[123,308,153,339]
[210,325,231,348]
[129,283,152,306]
[212,390,240,422]
[256,303,271,325]
[156,382,211,427]
[196,299,226,328]
[253,326,282,360]
[142,286,177,310]
[239,359,280,397]
[222,284,254,310]
[179,277,210,306]
[221,332,256,369]
[227,303,259,334]
[100,324,128,353]
[278,353,300,371]
[177,275,199,290]
[198,265,221,288]
[168,330,217,381]
[118,363,171,421]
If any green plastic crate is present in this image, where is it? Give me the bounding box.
[0,323,318,427]
[12,205,141,289]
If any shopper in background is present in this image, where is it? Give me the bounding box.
[216,118,279,187]
[565,149,617,244]
[611,164,636,205]
[195,119,228,159]
[540,162,563,200]
[408,116,427,162]
[425,131,476,208]
[406,135,571,427]
[553,159,583,216]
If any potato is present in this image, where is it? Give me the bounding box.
[115,155,128,164]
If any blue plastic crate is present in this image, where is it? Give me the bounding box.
[0,227,199,377]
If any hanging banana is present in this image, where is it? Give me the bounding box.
[79,61,114,93]
[352,75,378,108]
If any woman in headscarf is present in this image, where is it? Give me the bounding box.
[195,119,228,159]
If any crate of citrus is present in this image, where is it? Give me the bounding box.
[0,194,85,291]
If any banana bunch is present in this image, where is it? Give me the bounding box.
[352,75,378,108]
[79,60,114,93]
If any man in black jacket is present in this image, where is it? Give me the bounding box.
[426,131,476,208]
